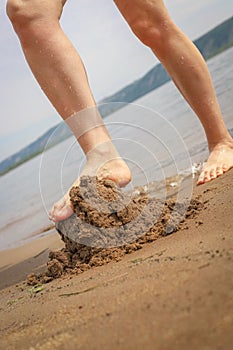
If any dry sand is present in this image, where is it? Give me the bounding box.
[0,170,233,350]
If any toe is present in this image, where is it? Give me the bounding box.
[197,170,211,185]
[49,205,56,221]
[52,203,74,222]
[216,166,223,177]
[49,197,73,222]
[203,170,210,183]
[197,172,204,185]
[222,163,229,172]
[49,199,65,220]
[209,168,216,180]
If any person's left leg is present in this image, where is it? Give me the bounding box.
[114,0,233,184]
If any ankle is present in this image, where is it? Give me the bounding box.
[208,136,233,152]
[86,141,120,162]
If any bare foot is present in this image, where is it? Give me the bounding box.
[197,140,233,185]
[49,144,131,222]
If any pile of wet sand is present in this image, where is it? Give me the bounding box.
[27,176,203,285]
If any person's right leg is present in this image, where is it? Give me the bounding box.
[114,0,233,185]
[7,0,131,221]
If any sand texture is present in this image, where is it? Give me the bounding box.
[0,170,233,350]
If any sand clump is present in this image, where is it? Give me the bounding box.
[27,176,203,285]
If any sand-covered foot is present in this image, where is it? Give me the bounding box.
[197,140,233,185]
[49,158,131,222]
[49,193,74,223]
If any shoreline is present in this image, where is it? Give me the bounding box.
[0,232,64,290]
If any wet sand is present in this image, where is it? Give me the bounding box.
[0,170,233,350]
[0,232,64,290]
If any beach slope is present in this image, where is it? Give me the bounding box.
[0,170,233,350]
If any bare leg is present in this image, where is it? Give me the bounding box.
[114,0,233,184]
[7,0,131,221]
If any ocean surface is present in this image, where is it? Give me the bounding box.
[0,47,233,251]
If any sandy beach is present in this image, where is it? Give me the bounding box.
[0,170,233,350]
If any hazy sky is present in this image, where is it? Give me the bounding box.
[0,0,232,160]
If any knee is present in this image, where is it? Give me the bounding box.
[7,0,61,39]
[131,19,160,47]
[130,17,174,55]
[7,0,38,33]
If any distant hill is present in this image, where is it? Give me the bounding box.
[0,123,72,175]
[1,16,233,176]
[195,16,233,59]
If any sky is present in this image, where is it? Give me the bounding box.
[0,0,233,160]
